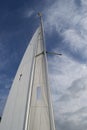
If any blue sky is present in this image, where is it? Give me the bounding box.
[1,0,87,130]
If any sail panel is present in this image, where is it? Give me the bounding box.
[27,26,51,130]
[0,25,55,130]
[0,27,41,130]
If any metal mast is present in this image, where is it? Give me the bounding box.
[38,12,56,130]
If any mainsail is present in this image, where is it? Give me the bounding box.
[0,18,55,130]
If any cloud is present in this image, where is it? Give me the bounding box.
[48,53,87,129]
[81,0,87,6]
[54,104,87,130]
[68,77,87,96]
[44,0,77,31]
[23,9,35,18]
[44,2,87,129]
[55,115,87,130]
[44,0,87,62]
[48,54,87,91]
[48,53,87,110]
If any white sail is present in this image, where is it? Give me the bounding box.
[0,25,55,130]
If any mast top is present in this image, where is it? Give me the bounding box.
[38,12,42,18]
[37,12,43,26]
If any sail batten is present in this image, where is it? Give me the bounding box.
[0,24,55,130]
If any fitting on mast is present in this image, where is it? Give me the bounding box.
[37,12,62,57]
[38,12,43,27]
[38,12,42,21]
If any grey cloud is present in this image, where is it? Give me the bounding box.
[55,116,82,130]
[74,106,87,115]
[55,106,87,130]
[63,106,87,118]
[57,76,87,105]
[58,93,72,102]
[74,0,82,7]
[68,77,87,97]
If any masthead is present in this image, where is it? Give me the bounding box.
[38,12,43,26]
[38,12,42,18]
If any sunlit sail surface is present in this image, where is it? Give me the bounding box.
[0,18,55,130]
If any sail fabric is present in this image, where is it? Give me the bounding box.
[0,26,55,130]
[27,26,51,130]
[0,27,40,130]
[25,25,55,130]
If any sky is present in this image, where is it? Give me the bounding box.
[0,0,87,130]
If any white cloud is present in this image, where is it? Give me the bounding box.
[23,9,35,18]
[44,0,87,61]
[44,0,87,121]
[44,0,77,32]
[48,54,87,91]
[81,0,87,6]
[48,53,87,129]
